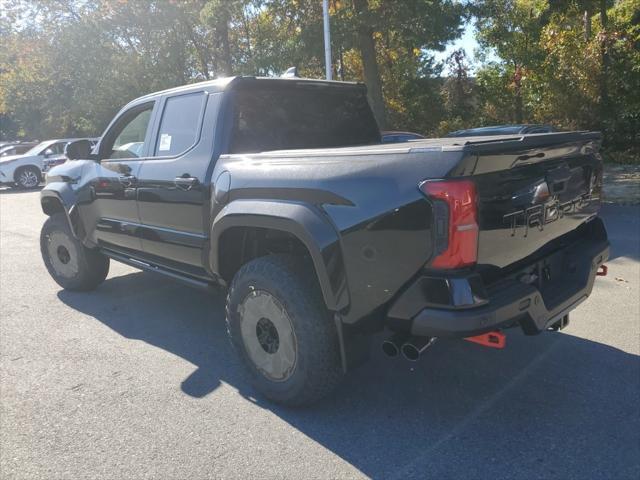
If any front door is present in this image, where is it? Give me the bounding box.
[86,101,157,254]
[136,91,218,277]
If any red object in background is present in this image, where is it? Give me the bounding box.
[597,264,608,276]
[464,331,506,349]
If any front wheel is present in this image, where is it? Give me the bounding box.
[226,255,343,406]
[40,213,110,291]
[14,166,41,189]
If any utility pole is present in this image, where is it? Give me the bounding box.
[323,0,332,80]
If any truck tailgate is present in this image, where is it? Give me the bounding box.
[461,132,603,273]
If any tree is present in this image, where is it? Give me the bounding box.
[474,0,549,122]
[0,0,468,139]
[442,49,475,123]
[351,0,386,127]
[1,0,210,137]
[537,0,639,149]
[332,0,465,129]
[474,62,515,125]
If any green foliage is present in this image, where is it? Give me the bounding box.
[529,0,639,150]
[473,0,549,122]
[471,0,639,159]
[604,0,640,150]
[474,62,516,123]
[475,0,549,66]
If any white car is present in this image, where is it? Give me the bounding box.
[0,143,38,157]
[0,138,90,189]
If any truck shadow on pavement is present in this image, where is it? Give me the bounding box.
[57,270,640,479]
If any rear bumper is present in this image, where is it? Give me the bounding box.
[387,218,609,337]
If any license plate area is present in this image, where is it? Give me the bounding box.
[533,248,584,309]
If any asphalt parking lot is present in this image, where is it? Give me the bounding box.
[1,188,639,480]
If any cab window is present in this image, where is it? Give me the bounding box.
[102,103,154,160]
[153,92,205,157]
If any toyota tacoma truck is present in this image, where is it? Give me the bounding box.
[40,76,609,406]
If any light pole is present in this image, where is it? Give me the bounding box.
[323,0,332,80]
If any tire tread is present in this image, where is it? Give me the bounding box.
[40,213,109,291]
[226,254,342,406]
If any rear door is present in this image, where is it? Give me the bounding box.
[84,101,158,253]
[136,91,221,277]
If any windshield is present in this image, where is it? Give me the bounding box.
[229,84,380,154]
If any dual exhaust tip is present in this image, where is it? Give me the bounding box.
[382,333,436,361]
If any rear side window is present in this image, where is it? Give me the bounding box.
[154,92,206,157]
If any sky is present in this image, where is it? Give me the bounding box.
[433,25,480,64]
[429,23,498,75]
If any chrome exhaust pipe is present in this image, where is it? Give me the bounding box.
[382,332,410,358]
[401,336,436,361]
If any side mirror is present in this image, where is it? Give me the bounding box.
[65,139,94,160]
[43,148,54,158]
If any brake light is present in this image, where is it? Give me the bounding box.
[420,179,478,269]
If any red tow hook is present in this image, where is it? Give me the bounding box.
[464,331,506,349]
[597,264,608,277]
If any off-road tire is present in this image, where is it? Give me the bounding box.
[226,254,343,406]
[14,166,42,189]
[40,213,110,291]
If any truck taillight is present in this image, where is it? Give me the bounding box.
[420,179,478,269]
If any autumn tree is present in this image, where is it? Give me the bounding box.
[442,49,475,123]
[474,0,549,123]
[536,0,639,149]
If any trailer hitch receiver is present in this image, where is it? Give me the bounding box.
[464,331,506,349]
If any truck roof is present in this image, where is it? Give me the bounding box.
[129,76,366,108]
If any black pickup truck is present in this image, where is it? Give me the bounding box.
[40,77,609,405]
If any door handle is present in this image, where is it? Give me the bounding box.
[174,175,199,190]
[119,175,137,187]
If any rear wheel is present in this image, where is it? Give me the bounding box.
[226,255,343,406]
[40,213,110,291]
[14,166,41,189]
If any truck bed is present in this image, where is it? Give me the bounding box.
[222,130,602,270]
